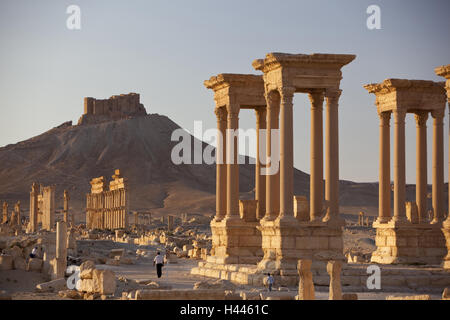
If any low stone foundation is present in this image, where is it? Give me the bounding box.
[254,217,344,285]
[371,220,446,265]
[191,261,450,292]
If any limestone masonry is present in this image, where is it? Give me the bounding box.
[77,93,147,125]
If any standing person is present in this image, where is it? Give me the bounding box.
[29,247,38,259]
[266,273,274,292]
[153,251,164,278]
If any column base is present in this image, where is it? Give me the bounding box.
[209,217,262,265]
[257,218,344,277]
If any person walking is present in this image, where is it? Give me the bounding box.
[153,251,164,278]
[29,247,38,258]
[266,273,274,292]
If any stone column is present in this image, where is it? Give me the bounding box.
[225,103,240,219]
[309,90,325,222]
[377,112,391,223]
[63,190,69,223]
[215,107,227,221]
[297,259,315,300]
[415,111,428,223]
[255,107,267,220]
[264,91,280,220]
[29,183,38,232]
[55,221,67,279]
[327,260,342,300]
[393,109,407,223]
[168,215,174,231]
[279,87,296,220]
[14,201,21,226]
[432,110,444,224]
[324,89,341,223]
[134,211,138,226]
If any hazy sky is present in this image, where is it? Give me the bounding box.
[0,0,449,183]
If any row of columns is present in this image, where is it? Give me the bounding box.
[377,109,445,224]
[214,87,342,223]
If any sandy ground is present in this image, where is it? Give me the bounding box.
[0,207,445,300]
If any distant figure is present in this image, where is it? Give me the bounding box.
[29,246,38,259]
[153,251,164,278]
[266,273,274,292]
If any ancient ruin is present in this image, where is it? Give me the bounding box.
[29,183,38,233]
[41,186,55,231]
[365,79,447,264]
[192,53,356,285]
[204,73,266,265]
[63,190,71,225]
[77,93,147,125]
[86,169,129,230]
[435,64,450,269]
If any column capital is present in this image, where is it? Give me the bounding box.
[254,107,267,124]
[325,88,342,101]
[226,103,240,119]
[414,111,428,127]
[214,106,227,122]
[431,109,445,120]
[278,86,296,100]
[393,109,407,122]
[308,89,325,108]
[378,111,391,123]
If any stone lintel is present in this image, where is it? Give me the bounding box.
[364,78,446,114]
[204,73,266,109]
[252,52,356,72]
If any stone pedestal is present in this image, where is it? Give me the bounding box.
[371,220,446,265]
[208,217,262,265]
[442,220,450,269]
[256,218,344,285]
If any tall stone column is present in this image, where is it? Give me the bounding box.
[415,111,428,223]
[63,190,69,223]
[393,109,407,223]
[431,110,444,224]
[255,107,267,220]
[29,183,38,232]
[279,87,296,220]
[225,103,240,219]
[309,90,325,222]
[264,92,280,220]
[14,201,21,226]
[377,112,392,223]
[215,107,227,221]
[55,221,67,279]
[323,89,342,223]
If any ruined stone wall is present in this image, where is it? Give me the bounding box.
[86,170,128,230]
[78,93,147,125]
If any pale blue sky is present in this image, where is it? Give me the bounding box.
[0,0,449,183]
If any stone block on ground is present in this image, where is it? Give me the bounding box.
[36,278,67,292]
[93,269,116,295]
